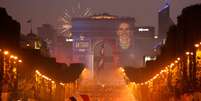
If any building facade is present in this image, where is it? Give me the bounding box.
[135,26,158,66]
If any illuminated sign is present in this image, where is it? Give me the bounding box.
[144,56,157,63]
[66,38,74,42]
[138,28,149,32]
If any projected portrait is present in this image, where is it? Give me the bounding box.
[116,22,133,50]
[116,22,135,67]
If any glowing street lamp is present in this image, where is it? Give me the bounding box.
[18,60,22,63]
[60,82,65,86]
[195,44,199,48]
[186,52,190,55]
[170,63,175,68]
[119,67,125,72]
[10,55,14,58]
[177,57,180,61]
[14,56,18,60]
[194,44,200,48]
[4,51,9,55]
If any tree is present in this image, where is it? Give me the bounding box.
[0,7,21,101]
[177,4,201,52]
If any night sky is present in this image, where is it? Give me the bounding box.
[0,0,201,34]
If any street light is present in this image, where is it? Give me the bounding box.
[195,44,199,48]
[4,51,9,55]
[177,57,181,61]
[119,67,125,72]
[186,52,190,55]
[10,55,14,59]
[60,83,65,86]
[18,60,22,63]
[14,56,18,60]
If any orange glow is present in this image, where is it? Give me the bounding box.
[195,44,199,47]
[165,66,168,70]
[177,57,181,61]
[119,67,125,72]
[10,55,14,58]
[26,44,30,47]
[18,60,22,63]
[35,69,55,82]
[186,52,190,55]
[14,56,18,60]
[80,68,91,81]
[60,82,65,86]
[4,51,9,55]
[130,40,201,88]
[35,70,42,76]
[170,63,174,67]
[36,70,40,74]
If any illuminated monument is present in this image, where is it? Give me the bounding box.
[71,14,135,75]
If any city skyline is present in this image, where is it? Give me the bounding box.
[0,0,201,34]
[1,1,201,100]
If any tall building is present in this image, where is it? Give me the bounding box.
[155,0,175,56]
[135,26,158,66]
[158,0,174,40]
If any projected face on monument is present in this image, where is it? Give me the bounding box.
[116,22,135,67]
[116,22,132,50]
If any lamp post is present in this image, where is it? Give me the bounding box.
[193,44,199,83]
